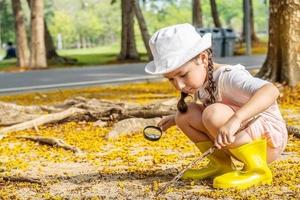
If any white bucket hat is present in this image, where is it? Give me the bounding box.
[145,23,212,75]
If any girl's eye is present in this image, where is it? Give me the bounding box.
[180,72,188,78]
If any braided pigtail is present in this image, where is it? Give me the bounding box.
[177,92,188,113]
[204,48,216,107]
[176,48,216,112]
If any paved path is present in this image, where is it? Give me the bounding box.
[0,55,265,94]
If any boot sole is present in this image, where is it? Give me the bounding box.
[213,178,272,189]
[181,168,233,180]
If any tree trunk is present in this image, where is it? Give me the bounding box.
[210,0,222,28]
[242,0,259,42]
[44,21,77,64]
[256,0,300,86]
[29,0,47,69]
[27,0,77,65]
[118,0,139,60]
[132,0,152,60]
[44,20,58,59]
[11,0,30,68]
[192,0,203,28]
[249,0,259,42]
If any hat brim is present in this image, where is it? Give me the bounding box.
[145,33,212,75]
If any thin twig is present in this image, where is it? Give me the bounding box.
[155,116,260,196]
[17,135,82,153]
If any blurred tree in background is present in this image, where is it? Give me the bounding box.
[192,0,203,28]
[209,0,221,27]
[0,0,298,85]
[11,0,29,67]
[0,0,15,45]
[257,0,300,86]
[0,0,270,50]
[49,0,120,49]
[28,0,47,68]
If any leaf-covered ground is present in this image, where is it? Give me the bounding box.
[0,81,299,199]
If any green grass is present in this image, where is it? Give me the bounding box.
[53,41,148,67]
[0,38,267,71]
[0,41,149,71]
[58,42,121,55]
[0,58,18,71]
[49,52,148,68]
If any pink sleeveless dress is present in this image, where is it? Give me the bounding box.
[197,64,288,163]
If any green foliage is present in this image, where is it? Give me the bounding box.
[44,0,55,23]
[143,0,267,35]
[75,11,103,39]
[93,0,121,42]
[215,0,243,28]
[48,11,77,47]
[48,0,121,48]
[252,0,268,32]
[0,0,268,59]
[0,0,15,45]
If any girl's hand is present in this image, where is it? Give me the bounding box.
[215,115,242,149]
[158,115,176,131]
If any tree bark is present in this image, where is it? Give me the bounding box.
[0,97,177,139]
[1,96,299,140]
[44,20,58,59]
[132,0,152,60]
[256,0,300,86]
[242,0,259,42]
[44,20,77,64]
[0,107,87,139]
[118,0,139,60]
[192,0,203,28]
[210,0,222,28]
[29,0,47,69]
[27,0,77,65]
[11,0,30,68]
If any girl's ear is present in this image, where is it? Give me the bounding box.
[198,53,208,65]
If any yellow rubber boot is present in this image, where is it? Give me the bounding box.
[181,141,234,180]
[213,139,272,189]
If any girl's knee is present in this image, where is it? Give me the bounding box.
[202,103,222,125]
[202,103,234,127]
[175,102,204,127]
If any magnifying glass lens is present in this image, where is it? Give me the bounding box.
[143,126,162,141]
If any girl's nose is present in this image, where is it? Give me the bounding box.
[175,79,185,90]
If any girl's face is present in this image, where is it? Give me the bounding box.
[163,54,207,94]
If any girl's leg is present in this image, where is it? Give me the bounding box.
[201,103,253,148]
[175,102,210,142]
[175,102,234,180]
[201,103,272,189]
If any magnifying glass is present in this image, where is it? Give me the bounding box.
[143,125,163,141]
[143,95,193,141]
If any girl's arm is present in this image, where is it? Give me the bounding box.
[215,83,279,149]
[233,83,279,122]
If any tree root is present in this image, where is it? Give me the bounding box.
[0,176,43,184]
[0,107,87,139]
[1,97,299,141]
[0,97,177,140]
[16,135,82,153]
